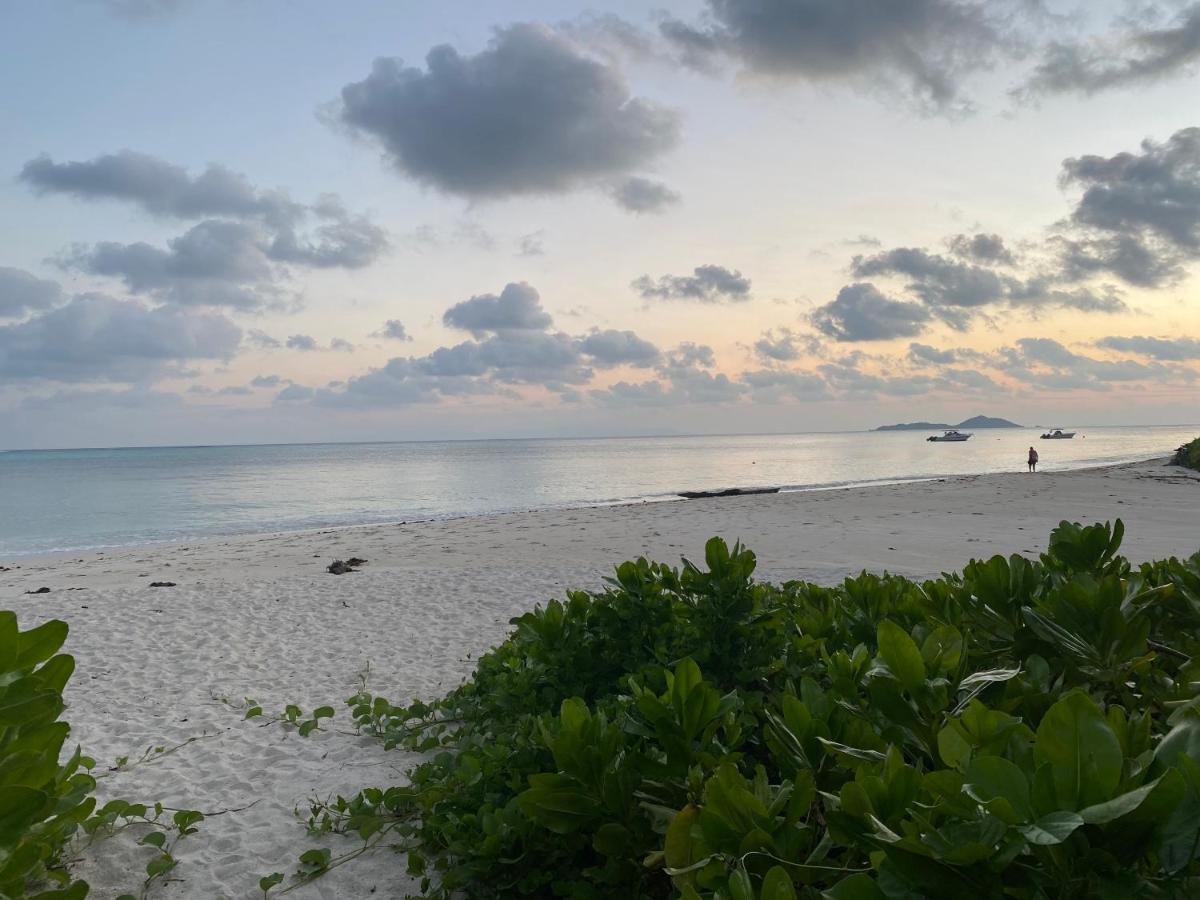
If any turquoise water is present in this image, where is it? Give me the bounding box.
[1,426,1196,556]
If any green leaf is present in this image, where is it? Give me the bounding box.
[964,756,1033,824]
[17,620,69,668]
[259,872,285,893]
[139,831,167,849]
[0,786,47,843]
[761,866,797,900]
[824,873,885,900]
[298,848,331,871]
[1034,691,1122,810]
[1018,811,1084,845]
[877,620,925,691]
[921,625,963,674]
[1077,775,1165,824]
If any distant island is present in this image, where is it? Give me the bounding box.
[874,415,1022,432]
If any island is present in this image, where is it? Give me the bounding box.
[874,414,1022,431]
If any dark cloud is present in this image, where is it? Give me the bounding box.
[907,342,959,365]
[993,337,1193,390]
[286,334,317,351]
[578,329,661,367]
[1,267,64,318]
[597,342,744,407]
[21,151,301,225]
[442,282,553,336]
[65,220,278,310]
[315,283,657,408]
[251,374,285,388]
[753,327,818,362]
[1096,335,1200,361]
[267,198,389,269]
[374,320,412,341]
[330,338,355,352]
[1056,127,1200,286]
[740,368,828,400]
[608,176,681,214]
[633,264,751,302]
[337,24,680,202]
[26,151,389,308]
[1022,4,1200,97]
[0,293,240,382]
[853,245,1126,320]
[660,0,1024,110]
[947,232,1015,265]
[811,282,932,342]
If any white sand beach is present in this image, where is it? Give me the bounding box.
[3,458,1199,899]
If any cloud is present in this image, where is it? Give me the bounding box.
[595,342,745,406]
[21,150,301,225]
[811,282,933,341]
[517,231,546,256]
[286,334,317,351]
[1,267,64,318]
[336,24,680,203]
[309,283,664,408]
[25,151,389,308]
[267,197,389,268]
[1022,4,1200,97]
[851,245,1126,322]
[250,374,285,388]
[633,264,751,302]
[578,329,661,367]
[1096,335,1200,361]
[907,342,959,365]
[1055,127,1200,286]
[247,329,281,349]
[330,337,355,352]
[947,232,1015,265]
[608,176,681,213]
[0,293,240,382]
[993,337,1193,390]
[753,327,818,362]
[660,0,1025,110]
[442,282,553,336]
[740,368,828,401]
[374,319,412,341]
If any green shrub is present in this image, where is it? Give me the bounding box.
[1172,437,1200,471]
[315,521,1200,899]
[0,613,95,899]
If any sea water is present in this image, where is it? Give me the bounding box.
[1,426,1196,556]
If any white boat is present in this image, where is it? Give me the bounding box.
[1040,429,1076,439]
[927,430,973,442]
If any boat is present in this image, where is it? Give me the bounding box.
[926,430,972,442]
[1040,428,1076,439]
[679,487,781,500]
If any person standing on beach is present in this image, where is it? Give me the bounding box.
[1027,446,1039,473]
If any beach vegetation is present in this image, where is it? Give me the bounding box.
[294,520,1200,898]
[0,612,95,899]
[1172,437,1200,470]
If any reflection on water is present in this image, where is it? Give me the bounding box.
[1,425,1196,555]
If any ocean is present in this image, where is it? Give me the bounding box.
[1,425,1196,557]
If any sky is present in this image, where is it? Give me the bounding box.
[1,0,1199,448]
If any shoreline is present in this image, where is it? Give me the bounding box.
[4,456,1199,898]
[0,453,1181,563]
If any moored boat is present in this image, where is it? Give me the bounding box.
[927,430,972,442]
[1041,428,1076,439]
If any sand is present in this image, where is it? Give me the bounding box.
[3,458,1199,898]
